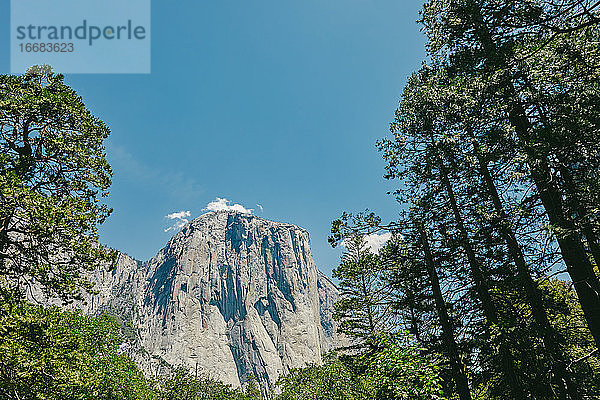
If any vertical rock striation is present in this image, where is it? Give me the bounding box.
[81,211,343,391]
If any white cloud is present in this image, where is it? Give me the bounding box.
[342,232,392,254]
[204,198,253,214]
[166,211,191,220]
[164,210,191,232]
[256,203,264,212]
[364,232,392,254]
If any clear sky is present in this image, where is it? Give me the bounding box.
[0,1,426,278]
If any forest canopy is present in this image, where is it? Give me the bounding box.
[330,0,600,399]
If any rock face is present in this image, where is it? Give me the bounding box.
[81,211,343,392]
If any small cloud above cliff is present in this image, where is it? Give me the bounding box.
[164,210,191,232]
[204,198,253,214]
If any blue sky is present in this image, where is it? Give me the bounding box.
[1,1,426,277]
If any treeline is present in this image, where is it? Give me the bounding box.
[322,1,600,399]
[0,301,263,400]
[0,299,441,400]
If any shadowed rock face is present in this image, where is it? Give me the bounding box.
[82,211,343,391]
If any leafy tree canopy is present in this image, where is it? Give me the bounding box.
[0,66,115,303]
[0,302,156,400]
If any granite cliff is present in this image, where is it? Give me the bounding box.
[80,211,344,392]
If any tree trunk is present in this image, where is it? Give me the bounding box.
[418,224,472,400]
[473,142,580,400]
[470,8,600,351]
[557,165,600,271]
[583,227,600,271]
[434,145,523,398]
[506,99,600,350]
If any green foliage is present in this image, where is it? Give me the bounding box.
[0,68,115,303]
[157,367,260,400]
[243,376,262,400]
[539,280,600,396]
[276,334,443,400]
[276,354,368,400]
[0,301,155,400]
[361,334,444,400]
[333,234,393,344]
[0,303,267,400]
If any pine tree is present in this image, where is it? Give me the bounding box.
[0,68,115,303]
[421,0,600,349]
